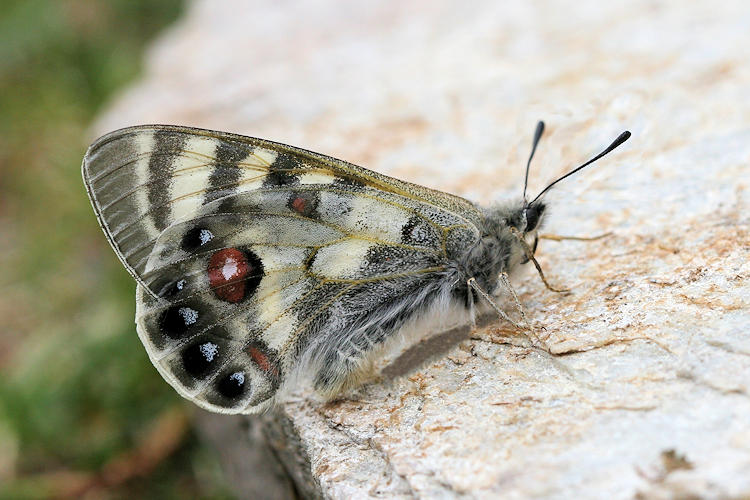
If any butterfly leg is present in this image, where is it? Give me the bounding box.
[467,278,527,330]
[498,271,528,326]
[495,273,551,350]
[469,277,551,352]
[509,227,570,294]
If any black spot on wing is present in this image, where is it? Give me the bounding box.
[264,152,301,187]
[181,227,214,251]
[216,370,247,399]
[182,340,221,377]
[147,130,187,231]
[159,305,200,340]
[166,327,233,390]
[401,215,439,246]
[150,299,217,347]
[204,140,252,204]
[203,359,271,410]
[204,344,281,408]
[363,244,442,276]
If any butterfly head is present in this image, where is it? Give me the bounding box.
[480,199,545,271]
[493,122,630,271]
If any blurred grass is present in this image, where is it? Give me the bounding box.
[0,1,233,498]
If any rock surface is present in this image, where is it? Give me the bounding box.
[92,0,750,498]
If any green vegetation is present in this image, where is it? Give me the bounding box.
[0,1,233,498]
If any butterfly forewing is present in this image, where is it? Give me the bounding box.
[83,125,483,413]
[83,125,482,294]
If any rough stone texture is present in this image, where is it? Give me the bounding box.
[92,1,750,498]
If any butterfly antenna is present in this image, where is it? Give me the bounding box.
[529,130,631,205]
[522,121,545,204]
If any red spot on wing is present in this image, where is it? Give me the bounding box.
[247,345,279,377]
[291,196,306,214]
[207,248,252,303]
[248,346,271,372]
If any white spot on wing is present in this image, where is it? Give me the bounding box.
[263,312,297,350]
[199,342,218,362]
[221,256,239,280]
[238,272,314,351]
[179,307,198,325]
[199,228,214,245]
[256,274,312,328]
[252,148,278,167]
[252,246,308,270]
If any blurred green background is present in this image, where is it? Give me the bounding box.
[0,1,234,498]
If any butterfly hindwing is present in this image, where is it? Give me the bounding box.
[134,185,475,413]
[83,125,483,413]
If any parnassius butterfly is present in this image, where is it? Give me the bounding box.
[82,123,629,414]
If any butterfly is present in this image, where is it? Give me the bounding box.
[82,122,630,414]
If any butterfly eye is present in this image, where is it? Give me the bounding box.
[523,202,545,232]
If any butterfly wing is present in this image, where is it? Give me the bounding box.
[82,125,482,297]
[83,125,482,413]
